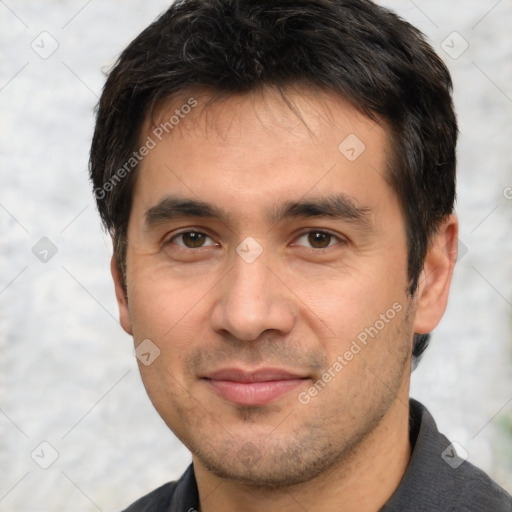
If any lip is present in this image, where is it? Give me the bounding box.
[202,368,309,406]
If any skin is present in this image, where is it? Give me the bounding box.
[112,86,458,512]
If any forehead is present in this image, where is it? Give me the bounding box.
[146,85,385,149]
[132,86,394,227]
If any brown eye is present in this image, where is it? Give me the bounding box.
[183,232,206,248]
[172,231,214,248]
[294,230,341,249]
[307,231,332,248]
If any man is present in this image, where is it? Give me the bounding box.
[89,0,512,510]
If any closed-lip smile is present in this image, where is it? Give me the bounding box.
[202,367,309,406]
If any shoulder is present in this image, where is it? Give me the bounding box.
[120,480,178,512]
[415,400,511,510]
[382,399,512,512]
[448,458,512,511]
[119,464,198,512]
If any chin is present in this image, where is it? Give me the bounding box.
[193,437,343,489]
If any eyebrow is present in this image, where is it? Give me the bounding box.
[144,193,372,230]
[144,196,231,228]
[269,194,372,228]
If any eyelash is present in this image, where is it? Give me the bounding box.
[166,229,345,250]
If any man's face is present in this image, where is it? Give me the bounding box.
[118,87,416,486]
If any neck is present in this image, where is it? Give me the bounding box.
[194,394,412,512]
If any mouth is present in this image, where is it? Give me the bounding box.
[201,368,310,406]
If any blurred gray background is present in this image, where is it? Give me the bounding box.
[1,1,511,510]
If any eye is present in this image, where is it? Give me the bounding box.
[169,231,217,249]
[293,230,342,249]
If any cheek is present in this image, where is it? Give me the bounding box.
[126,257,212,342]
[295,265,404,331]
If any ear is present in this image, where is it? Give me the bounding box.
[111,255,133,335]
[412,214,458,334]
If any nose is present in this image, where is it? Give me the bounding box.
[210,251,296,342]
